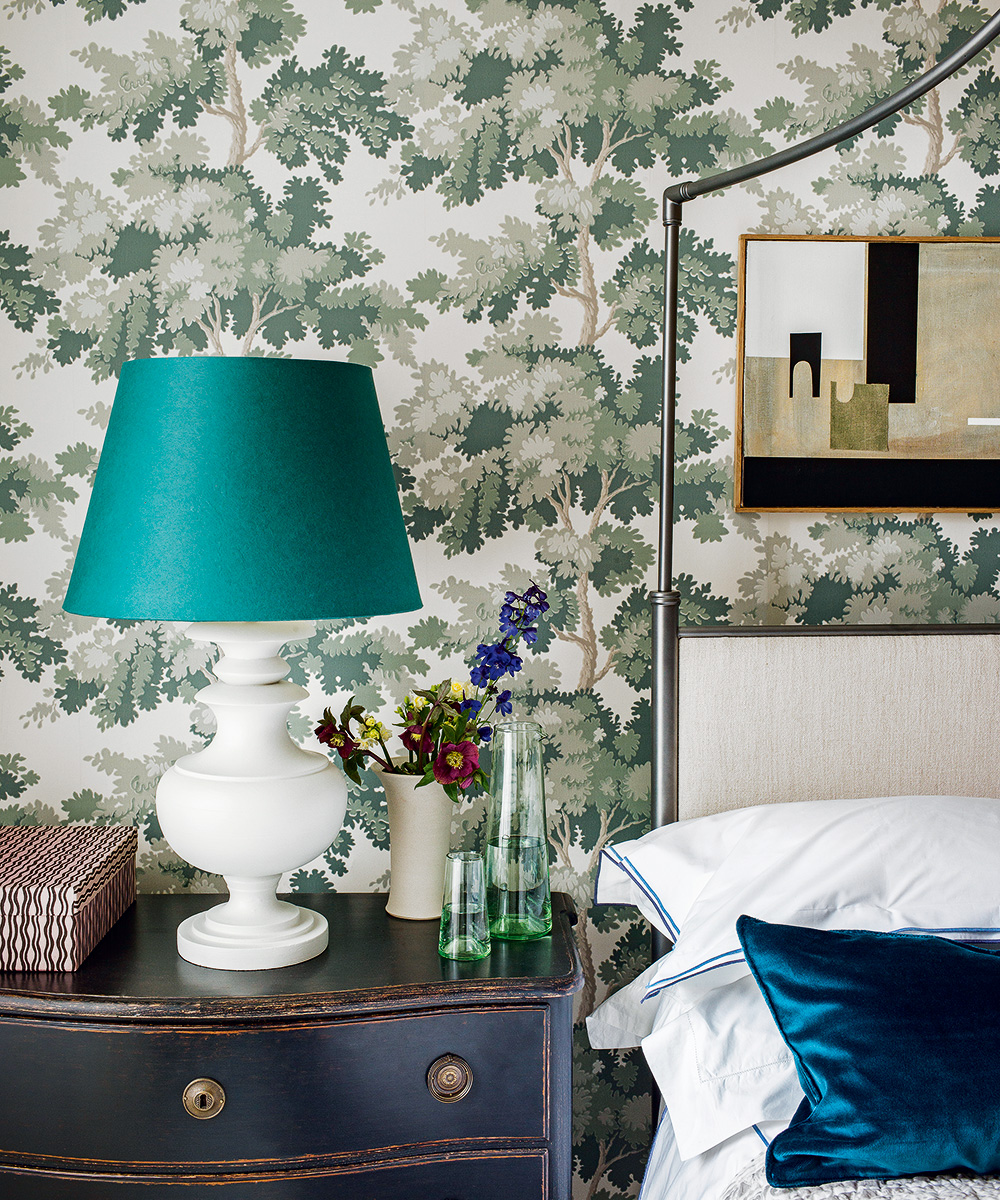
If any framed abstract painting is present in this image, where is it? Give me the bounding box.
[736,235,1000,512]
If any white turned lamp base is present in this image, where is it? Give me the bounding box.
[177,878,329,970]
[156,622,346,971]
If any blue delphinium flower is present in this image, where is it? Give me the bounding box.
[467,584,548,739]
[473,642,522,681]
[498,601,519,638]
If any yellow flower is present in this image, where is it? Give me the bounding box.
[362,716,390,741]
[448,679,466,701]
[406,693,430,712]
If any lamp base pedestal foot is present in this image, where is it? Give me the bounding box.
[176,877,329,970]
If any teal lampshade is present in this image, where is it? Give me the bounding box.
[64,357,421,621]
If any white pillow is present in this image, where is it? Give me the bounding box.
[588,966,800,1161]
[585,961,663,1049]
[641,974,799,1160]
[594,804,760,939]
[645,795,1000,1001]
[597,801,998,998]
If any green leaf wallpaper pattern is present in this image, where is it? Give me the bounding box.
[3,0,1000,1192]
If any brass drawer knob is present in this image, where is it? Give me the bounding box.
[427,1054,473,1103]
[182,1078,226,1120]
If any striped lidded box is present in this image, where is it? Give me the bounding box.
[0,825,137,971]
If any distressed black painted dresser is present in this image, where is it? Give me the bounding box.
[0,891,583,1198]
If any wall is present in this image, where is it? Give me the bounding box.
[3,1,1000,1194]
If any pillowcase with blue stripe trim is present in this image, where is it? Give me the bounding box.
[594,803,761,939]
[738,915,1000,1188]
[640,795,1000,1003]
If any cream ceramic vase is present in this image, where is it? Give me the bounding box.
[378,770,455,920]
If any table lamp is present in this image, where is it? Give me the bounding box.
[64,357,421,970]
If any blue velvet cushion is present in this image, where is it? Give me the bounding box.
[737,915,1000,1188]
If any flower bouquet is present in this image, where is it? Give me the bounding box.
[315,585,549,801]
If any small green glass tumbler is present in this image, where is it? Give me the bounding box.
[438,851,491,961]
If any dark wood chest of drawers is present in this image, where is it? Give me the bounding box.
[0,892,583,1198]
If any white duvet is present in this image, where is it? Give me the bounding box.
[639,1114,783,1200]
[639,1110,1000,1200]
[721,1157,1000,1199]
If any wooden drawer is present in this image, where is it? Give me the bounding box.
[0,1006,548,1170]
[0,1152,548,1199]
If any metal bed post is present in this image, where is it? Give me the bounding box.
[650,7,1000,886]
[650,195,683,965]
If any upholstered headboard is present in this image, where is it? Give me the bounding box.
[676,627,1000,822]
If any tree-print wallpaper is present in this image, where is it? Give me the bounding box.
[3,0,1000,1193]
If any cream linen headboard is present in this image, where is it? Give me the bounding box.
[676,628,1000,822]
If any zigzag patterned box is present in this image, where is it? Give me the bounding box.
[0,825,137,971]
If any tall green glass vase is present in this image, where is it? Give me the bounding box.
[484,720,552,940]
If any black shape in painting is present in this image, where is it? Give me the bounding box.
[789,332,822,399]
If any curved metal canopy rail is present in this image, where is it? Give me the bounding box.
[651,9,1000,835]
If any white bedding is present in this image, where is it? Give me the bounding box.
[640,1117,1000,1200]
[639,1111,784,1200]
[721,1157,1000,1199]
[593,796,1000,1198]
